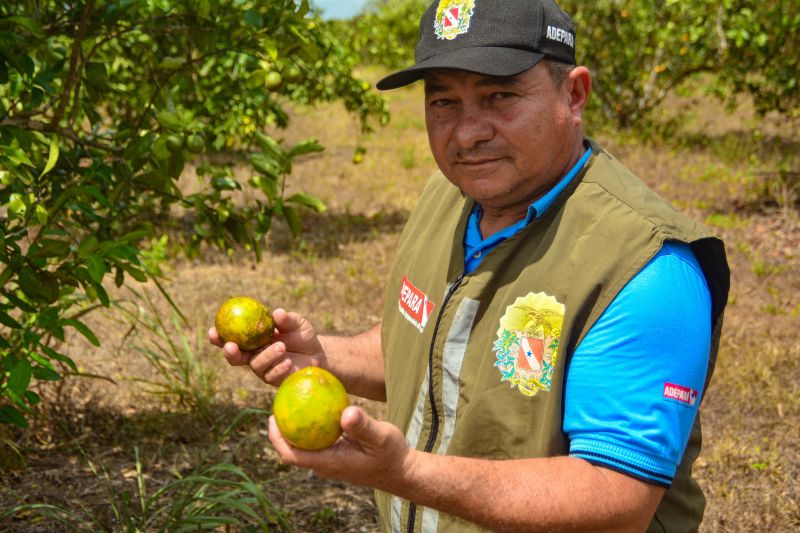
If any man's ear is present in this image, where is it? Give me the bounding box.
[566,66,592,114]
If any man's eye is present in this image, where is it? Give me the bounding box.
[491,92,515,101]
[430,99,454,107]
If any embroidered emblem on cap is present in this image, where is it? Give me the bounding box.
[434,0,476,41]
[492,292,564,397]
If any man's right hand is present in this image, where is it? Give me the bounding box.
[208,308,327,387]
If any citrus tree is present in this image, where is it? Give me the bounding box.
[330,0,429,70]
[561,0,800,127]
[562,0,723,128]
[0,0,388,428]
[716,0,799,118]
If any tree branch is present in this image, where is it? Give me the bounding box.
[1,117,122,154]
[51,0,95,128]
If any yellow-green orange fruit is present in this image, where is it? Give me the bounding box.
[215,297,274,351]
[165,134,184,153]
[185,133,205,153]
[264,71,283,91]
[272,367,350,450]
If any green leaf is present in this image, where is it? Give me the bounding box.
[0,405,29,428]
[245,69,266,89]
[7,193,27,219]
[167,152,185,179]
[34,204,48,225]
[84,62,110,91]
[263,40,278,61]
[1,290,36,313]
[86,254,107,283]
[38,135,59,179]
[32,366,62,381]
[8,359,33,399]
[83,282,97,302]
[77,235,99,258]
[251,154,282,179]
[1,16,45,38]
[18,267,60,304]
[262,177,280,202]
[288,138,324,159]
[286,192,326,213]
[120,263,148,282]
[250,175,279,202]
[41,345,78,372]
[61,318,100,346]
[119,229,154,244]
[211,177,241,191]
[29,352,56,372]
[0,311,23,329]
[24,390,41,405]
[157,56,184,70]
[283,206,301,238]
[254,133,285,161]
[297,0,311,17]
[30,238,70,259]
[243,9,264,28]
[91,280,110,307]
[6,145,34,167]
[155,110,183,131]
[197,0,212,19]
[48,185,109,217]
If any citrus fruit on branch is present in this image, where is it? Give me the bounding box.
[165,134,184,153]
[185,133,205,153]
[264,70,283,91]
[272,367,350,450]
[215,296,274,351]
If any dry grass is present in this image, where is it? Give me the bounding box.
[1,76,799,532]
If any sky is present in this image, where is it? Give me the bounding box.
[311,0,371,20]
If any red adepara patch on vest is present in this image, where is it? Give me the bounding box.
[398,276,436,332]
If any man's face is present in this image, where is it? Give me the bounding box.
[424,63,584,213]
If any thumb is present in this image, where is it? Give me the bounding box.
[272,308,305,333]
[341,406,381,445]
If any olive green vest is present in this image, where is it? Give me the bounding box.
[377,140,729,533]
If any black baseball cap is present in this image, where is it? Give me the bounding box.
[376,0,577,90]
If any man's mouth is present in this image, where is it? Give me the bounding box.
[456,157,503,166]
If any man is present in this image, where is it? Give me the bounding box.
[210,1,729,531]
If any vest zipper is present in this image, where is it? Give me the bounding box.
[406,271,466,533]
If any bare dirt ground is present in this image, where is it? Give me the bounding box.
[2,82,798,532]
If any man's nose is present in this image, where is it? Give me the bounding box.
[453,105,493,148]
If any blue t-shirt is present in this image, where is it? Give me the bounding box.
[463,148,711,486]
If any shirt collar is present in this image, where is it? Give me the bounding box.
[526,144,593,223]
[469,143,593,228]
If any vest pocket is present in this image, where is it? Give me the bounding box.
[446,381,567,459]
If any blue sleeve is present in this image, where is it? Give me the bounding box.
[564,241,712,486]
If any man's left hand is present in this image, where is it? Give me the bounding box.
[268,406,415,491]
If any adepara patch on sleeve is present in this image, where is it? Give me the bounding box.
[663,382,699,407]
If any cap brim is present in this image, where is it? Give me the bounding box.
[376,47,544,91]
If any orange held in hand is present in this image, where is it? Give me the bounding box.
[272,367,350,450]
[215,296,274,351]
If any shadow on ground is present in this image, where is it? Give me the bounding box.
[1,384,379,533]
